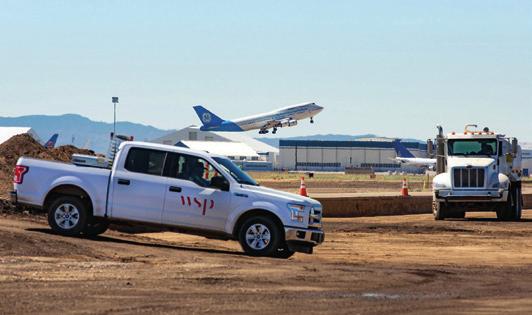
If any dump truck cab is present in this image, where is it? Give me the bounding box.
[432,124,523,220]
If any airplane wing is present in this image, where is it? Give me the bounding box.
[258,118,298,134]
[260,120,280,130]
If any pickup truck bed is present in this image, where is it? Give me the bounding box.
[14,157,110,216]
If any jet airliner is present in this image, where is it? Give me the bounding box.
[44,133,59,149]
[393,140,436,167]
[193,102,323,134]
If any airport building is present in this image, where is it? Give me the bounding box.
[522,143,532,177]
[0,127,40,145]
[150,126,279,170]
[277,138,429,172]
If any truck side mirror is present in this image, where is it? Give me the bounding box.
[210,176,230,191]
[511,138,518,155]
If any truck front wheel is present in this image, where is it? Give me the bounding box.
[433,201,447,220]
[497,185,522,221]
[238,216,283,257]
[47,196,88,236]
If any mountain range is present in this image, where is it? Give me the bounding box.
[0,114,172,153]
[0,114,423,153]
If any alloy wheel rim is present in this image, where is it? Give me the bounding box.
[245,223,271,250]
[54,203,80,230]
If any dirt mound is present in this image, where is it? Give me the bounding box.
[0,134,95,198]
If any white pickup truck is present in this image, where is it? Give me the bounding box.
[11,141,324,258]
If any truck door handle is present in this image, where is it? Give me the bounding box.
[169,186,182,193]
[117,179,130,185]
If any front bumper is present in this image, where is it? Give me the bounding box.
[434,188,508,202]
[285,227,324,245]
[10,191,17,204]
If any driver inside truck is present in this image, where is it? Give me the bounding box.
[480,142,494,156]
[188,161,209,187]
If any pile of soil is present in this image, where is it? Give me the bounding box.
[0,134,95,199]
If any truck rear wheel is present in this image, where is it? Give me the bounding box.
[433,201,447,220]
[47,196,88,236]
[238,216,282,257]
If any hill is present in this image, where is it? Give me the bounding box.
[0,114,172,153]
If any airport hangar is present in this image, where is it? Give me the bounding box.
[150,125,279,171]
[277,138,429,173]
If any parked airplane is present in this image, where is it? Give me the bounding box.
[43,133,59,149]
[392,140,436,167]
[193,102,323,134]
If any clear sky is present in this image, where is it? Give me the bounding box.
[1,0,531,140]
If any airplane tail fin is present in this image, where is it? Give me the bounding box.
[392,139,415,158]
[44,133,59,149]
[193,105,224,128]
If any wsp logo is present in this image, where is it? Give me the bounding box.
[180,196,215,215]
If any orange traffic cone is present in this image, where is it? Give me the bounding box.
[299,177,308,197]
[401,178,409,197]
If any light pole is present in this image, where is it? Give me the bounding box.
[112,97,119,155]
[112,97,119,136]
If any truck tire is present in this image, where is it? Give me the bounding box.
[47,196,88,236]
[83,220,109,237]
[515,185,523,221]
[238,216,283,257]
[498,185,522,221]
[432,201,446,220]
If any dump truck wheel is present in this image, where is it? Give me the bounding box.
[433,201,446,220]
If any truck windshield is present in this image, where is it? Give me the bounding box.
[448,139,498,157]
[213,157,259,186]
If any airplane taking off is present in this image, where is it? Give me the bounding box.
[43,133,59,149]
[193,102,323,134]
[392,140,436,167]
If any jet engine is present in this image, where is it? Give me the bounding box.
[280,119,298,128]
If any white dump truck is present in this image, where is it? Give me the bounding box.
[432,124,523,221]
[11,141,324,258]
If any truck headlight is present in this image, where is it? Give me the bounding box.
[433,183,448,189]
[288,204,306,223]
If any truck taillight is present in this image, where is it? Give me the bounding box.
[13,165,29,184]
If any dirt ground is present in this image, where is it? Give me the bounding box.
[258,179,532,195]
[1,211,532,314]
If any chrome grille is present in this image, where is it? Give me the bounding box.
[453,167,485,188]
[309,206,322,228]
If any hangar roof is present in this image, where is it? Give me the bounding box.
[0,127,40,145]
[279,139,427,150]
[152,126,278,154]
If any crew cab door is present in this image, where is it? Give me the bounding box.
[110,147,167,223]
[162,153,232,231]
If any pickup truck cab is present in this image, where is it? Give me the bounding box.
[12,142,324,258]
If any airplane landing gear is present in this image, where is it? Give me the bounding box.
[272,127,278,134]
[259,129,269,135]
[310,117,314,124]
